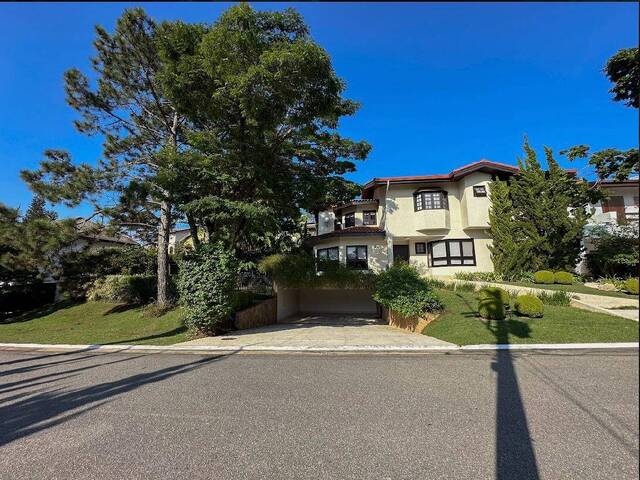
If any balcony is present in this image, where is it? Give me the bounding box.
[414,208,450,232]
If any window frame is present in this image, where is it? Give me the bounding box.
[316,247,339,262]
[344,212,356,228]
[428,239,476,267]
[346,245,368,270]
[363,210,377,225]
[414,190,449,211]
[414,242,426,255]
[473,185,487,197]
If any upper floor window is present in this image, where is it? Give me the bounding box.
[473,186,487,197]
[363,210,377,225]
[346,245,368,269]
[344,212,355,228]
[414,190,448,211]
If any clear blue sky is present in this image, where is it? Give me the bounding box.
[1,2,638,218]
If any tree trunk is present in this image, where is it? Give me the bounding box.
[156,200,171,307]
[186,213,200,248]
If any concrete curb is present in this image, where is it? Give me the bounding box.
[0,342,637,355]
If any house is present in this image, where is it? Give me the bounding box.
[307,160,519,276]
[72,219,139,252]
[587,178,639,226]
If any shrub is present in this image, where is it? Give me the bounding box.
[454,271,498,282]
[497,288,510,308]
[373,263,443,318]
[623,278,639,295]
[586,224,638,278]
[477,287,505,320]
[87,275,156,304]
[177,244,238,335]
[535,290,572,306]
[533,270,554,284]
[553,271,574,285]
[514,295,544,318]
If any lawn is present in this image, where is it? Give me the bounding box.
[488,280,637,299]
[424,289,639,345]
[0,301,188,345]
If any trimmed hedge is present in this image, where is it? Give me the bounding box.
[497,288,511,308]
[623,278,639,295]
[533,270,554,284]
[87,275,156,304]
[553,271,574,285]
[514,295,544,318]
[477,287,505,320]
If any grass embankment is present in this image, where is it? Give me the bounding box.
[488,280,637,299]
[424,289,639,345]
[0,301,188,345]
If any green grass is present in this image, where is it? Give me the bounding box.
[490,280,637,299]
[424,289,639,345]
[0,301,188,345]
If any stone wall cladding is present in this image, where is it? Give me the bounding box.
[234,297,277,330]
[381,306,438,334]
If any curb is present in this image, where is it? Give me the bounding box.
[0,342,637,355]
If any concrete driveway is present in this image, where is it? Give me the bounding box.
[177,314,454,350]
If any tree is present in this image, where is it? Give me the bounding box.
[158,4,370,259]
[561,47,639,180]
[21,9,198,306]
[488,140,595,276]
[586,223,639,278]
[605,47,639,108]
[23,195,58,222]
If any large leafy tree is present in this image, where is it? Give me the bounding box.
[158,4,370,259]
[489,140,596,276]
[561,47,639,181]
[21,9,198,306]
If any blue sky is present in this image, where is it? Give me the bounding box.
[1,2,638,218]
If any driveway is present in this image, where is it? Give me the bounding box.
[177,313,454,350]
[0,350,637,479]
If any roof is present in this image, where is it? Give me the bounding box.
[361,159,580,198]
[305,226,385,245]
[333,198,379,211]
[591,178,639,187]
[75,220,138,246]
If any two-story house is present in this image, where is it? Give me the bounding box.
[308,160,519,276]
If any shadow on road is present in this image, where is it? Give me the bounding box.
[0,353,225,447]
[486,315,540,480]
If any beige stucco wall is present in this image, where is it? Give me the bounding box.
[312,236,388,273]
[460,172,491,229]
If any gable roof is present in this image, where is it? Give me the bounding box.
[361,159,576,198]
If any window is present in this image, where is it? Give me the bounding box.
[473,186,487,197]
[363,210,377,225]
[317,247,339,262]
[346,245,368,269]
[344,212,355,228]
[414,190,448,211]
[415,242,426,254]
[428,239,475,267]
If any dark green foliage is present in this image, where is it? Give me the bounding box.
[561,145,639,182]
[373,263,443,318]
[535,290,572,306]
[177,244,238,335]
[586,225,639,278]
[605,47,639,108]
[624,278,639,295]
[258,253,376,289]
[477,287,505,320]
[23,195,57,222]
[87,275,157,304]
[0,282,57,316]
[554,271,574,285]
[489,140,594,277]
[514,295,544,318]
[534,270,555,284]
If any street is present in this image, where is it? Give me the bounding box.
[0,350,638,479]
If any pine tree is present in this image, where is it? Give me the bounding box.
[23,195,58,223]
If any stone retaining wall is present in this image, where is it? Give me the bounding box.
[234,297,277,330]
[381,306,438,334]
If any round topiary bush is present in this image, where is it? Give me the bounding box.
[623,278,639,295]
[533,270,554,284]
[553,271,574,285]
[477,287,506,320]
[514,295,544,318]
[497,288,511,309]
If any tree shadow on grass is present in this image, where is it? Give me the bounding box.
[102,326,188,345]
[0,300,80,325]
[0,353,227,447]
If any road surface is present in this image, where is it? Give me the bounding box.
[0,350,637,479]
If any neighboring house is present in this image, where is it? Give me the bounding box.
[307,160,519,276]
[71,219,139,253]
[168,228,192,254]
[577,178,639,276]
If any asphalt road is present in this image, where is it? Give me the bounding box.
[0,350,637,480]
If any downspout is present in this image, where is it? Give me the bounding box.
[385,179,393,268]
